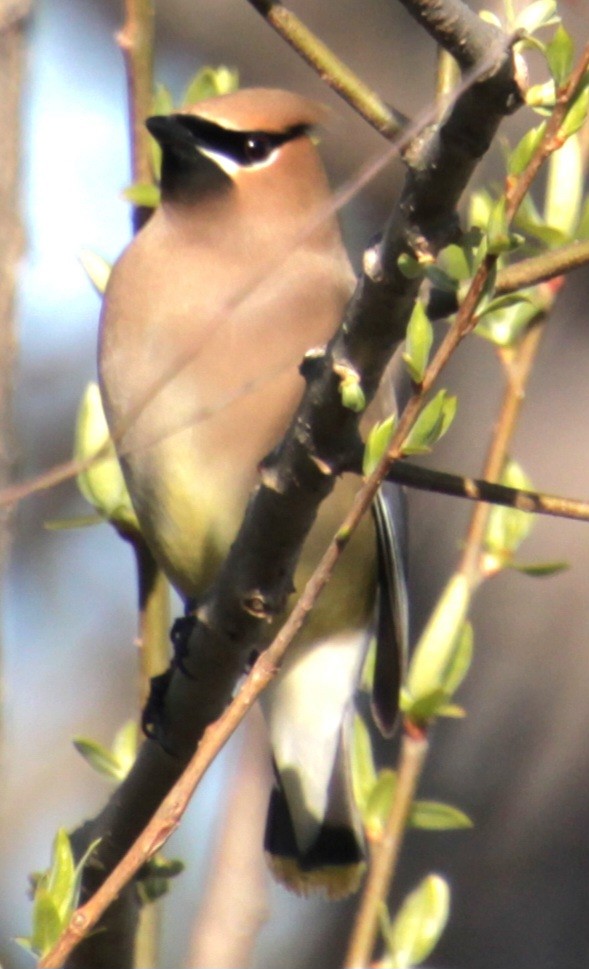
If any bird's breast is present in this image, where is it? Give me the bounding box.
[98,216,352,599]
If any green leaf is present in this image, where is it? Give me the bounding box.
[469,189,495,232]
[576,197,589,240]
[123,182,161,209]
[402,391,457,455]
[544,133,583,236]
[424,264,457,294]
[526,79,556,111]
[437,235,480,282]
[515,0,558,35]
[360,636,376,692]
[46,829,75,923]
[475,293,543,347]
[401,617,472,721]
[479,10,502,28]
[365,775,473,838]
[397,253,426,279]
[73,737,128,782]
[403,300,434,383]
[438,393,457,438]
[74,382,139,532]
[403,576,471,720]
[78,248,111,295]
[137,855,186,904]
[477,291,534,318]
[561,82,589,140]
[24,832,100,956]
[436,702,466,718]
[149,83,174,182]
[74,722,138,785]
[546,24,574,85]
[411,800,473,831]
[441,620,473,697]
[509,560,568,576]
[486,196,509,253]
[364,770,398,841]
[486,197,523,254]
[151,82,174,117]
[507,123,546,176]
[182,65,239,105]
[351,714,378,817]
[111,720,139,777]
[71,838,101,916]
[337,365,366,412]
[400,686,450,723]
[387,874,451,968]
[514,192,569,246]
[15,936,34,952]
[363,414,397,476]
[31,888,62,956]
[485,460,535,558]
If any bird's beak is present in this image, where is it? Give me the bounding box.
[146,114,233,199]
[146,114,199,151]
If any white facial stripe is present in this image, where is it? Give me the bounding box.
[197,146,241,177]
[197,143,280,176]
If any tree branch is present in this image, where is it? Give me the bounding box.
[244,0,405,137]
[116,0,155,232]
[343,727,429,969]
[0,0,30,728]
[397,0,505,69]
[495,240,589,294]
[385,460,589,523]
[459,320,545,585]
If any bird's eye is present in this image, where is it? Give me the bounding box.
[244,134,274,164]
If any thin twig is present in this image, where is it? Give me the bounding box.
[506,42,589,220]
[343,728,429,969]
[494,240,589,294]
[118,2,165,965]
[116,0,155,232]
[0,0,31,745]
[385,461,589,523]
[0,0,29,32]
[187,708,271,968]
[244,0,404,138]
[459,321,545,585]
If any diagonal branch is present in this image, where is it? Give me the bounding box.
[397,0,504,69]
[244,0,405,137]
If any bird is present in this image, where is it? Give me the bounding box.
[98,87,408,899]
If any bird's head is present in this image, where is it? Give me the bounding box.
[146,88,332,220]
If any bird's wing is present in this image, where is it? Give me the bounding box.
[370,480,409,736]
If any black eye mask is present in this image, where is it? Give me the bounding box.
[165,114,309,166]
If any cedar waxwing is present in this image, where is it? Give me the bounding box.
[98,88,408,899]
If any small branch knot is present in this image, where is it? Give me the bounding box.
[242,591,271,620]
[300,345,328,381]
[363,242,384,282]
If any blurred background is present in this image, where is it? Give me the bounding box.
[2,0,589,966]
